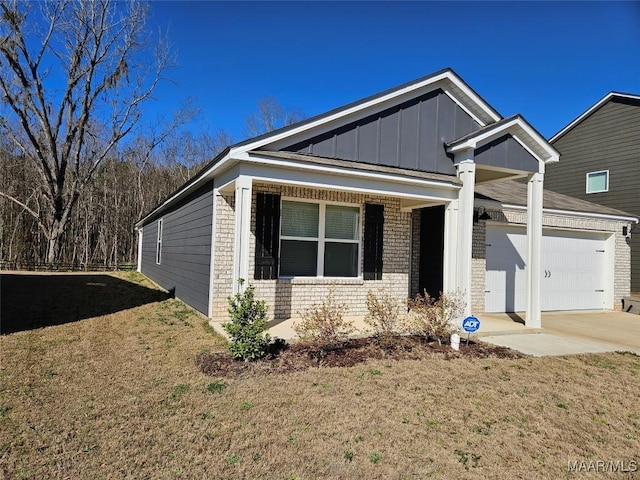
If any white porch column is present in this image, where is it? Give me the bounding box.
[455,151,476,317]
[443,199,459,294]
[526,172,544,328]
[233,175,252,294]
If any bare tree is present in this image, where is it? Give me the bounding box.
[0,0,170,263]
[244,96,305,137]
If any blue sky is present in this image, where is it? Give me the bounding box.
[146,1,640,143]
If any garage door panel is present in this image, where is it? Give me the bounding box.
[485,225,607,312]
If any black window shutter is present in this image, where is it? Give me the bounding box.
[254,193,280,280]
[363,203,384,280]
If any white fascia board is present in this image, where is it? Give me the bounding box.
[496,202,639,224]
[442,72,502,123]
[448,117,560,164]
[550,92,640,143]
[236,72,500,153]
[135,151,233,228]
[442,88,488,127]
[235,158,459,203]
[442,85,501,126]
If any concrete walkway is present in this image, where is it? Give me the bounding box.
[477,311,640,356]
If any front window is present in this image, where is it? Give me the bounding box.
[279,200,360,277]
[586,170,609,193]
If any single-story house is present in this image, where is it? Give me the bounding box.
[135,68,636,332]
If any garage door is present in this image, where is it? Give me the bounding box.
[485,225,607,312]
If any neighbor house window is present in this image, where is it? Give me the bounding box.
[279,200,360,277]
[586,170,609,193]
[156,218,163,264]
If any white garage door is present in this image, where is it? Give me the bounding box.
[485,225,607,312]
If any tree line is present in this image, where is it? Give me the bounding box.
[0,1,302,268]
[0,128,228,267]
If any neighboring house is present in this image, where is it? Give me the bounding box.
[546,92,640,292]
[135,69,635,334]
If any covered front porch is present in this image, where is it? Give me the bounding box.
[209,136,554,336]
[209,150,461,327]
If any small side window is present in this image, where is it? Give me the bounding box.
[156,218,163,264]
[586,170,608,194]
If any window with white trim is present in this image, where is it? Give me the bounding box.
[279,200,360,277]
[586,170,609,193]
[156,218,163,264]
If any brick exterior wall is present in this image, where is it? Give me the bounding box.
[614,228,632,309]
[211,181,631,320]
[470,207,631,312]
[471,220,487,313]
[210,183,412,322]
[211,193,235,319]
[410,210,421,297]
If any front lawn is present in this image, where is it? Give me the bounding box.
[1,272,638,479]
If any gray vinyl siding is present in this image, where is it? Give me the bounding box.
[281,89,481,175]
[547,97,640,290]
[140,182,214,314]
[474,134,538,172]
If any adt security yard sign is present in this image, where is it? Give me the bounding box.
[462,316,480,333]
[461,316,480,345]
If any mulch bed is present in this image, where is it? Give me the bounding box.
[196,335,524,377]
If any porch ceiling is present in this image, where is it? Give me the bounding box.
[475,166,525,185]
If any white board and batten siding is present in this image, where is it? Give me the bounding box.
[485,225,609,312]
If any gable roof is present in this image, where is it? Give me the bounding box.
[136,69,556,227]
[233,68,502,152]
[447,115,559,164]
[550,92,640,143]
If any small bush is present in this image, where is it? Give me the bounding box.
[405,290,465,345]
[293,287,354,349]
[364,289,402,342]
[223,281,270,361]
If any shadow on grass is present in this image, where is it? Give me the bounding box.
[0,273,170,335]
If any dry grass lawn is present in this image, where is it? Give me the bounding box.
[1,272,639,479]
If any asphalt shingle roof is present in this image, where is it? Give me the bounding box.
[475,180,636,218]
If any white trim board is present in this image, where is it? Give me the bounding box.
[492,202,638,224]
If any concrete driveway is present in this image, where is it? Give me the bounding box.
[478,311,640,356]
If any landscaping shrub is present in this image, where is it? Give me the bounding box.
[223,281,270,361]
[293,287,354,349]
[404,290,465,344]
[364,289,402,342]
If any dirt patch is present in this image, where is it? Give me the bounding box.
[196,335,524,377]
